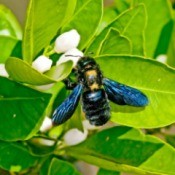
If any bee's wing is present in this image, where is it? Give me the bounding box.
[103,78,148,106]
[52,84,83,125]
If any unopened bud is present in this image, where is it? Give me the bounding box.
[32,55,52,73]
[0,64,9,77]
[54,29,80,53]
[63,128,88,146]
[40,116,53,132]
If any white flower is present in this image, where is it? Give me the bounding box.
[56,48,84,67]
[40,116,53,132]
[63,128,88,146]
[156,55,167,64]
[0,64,9,77]
[54,29,80,53]
[32,55,52,73]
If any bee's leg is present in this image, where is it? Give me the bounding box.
[63,78,77,90]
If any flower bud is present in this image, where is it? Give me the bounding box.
[40,116,53,132]
[63,128,88,146]
[56,48,83,67]
[0,64,9,77]
[54,29,80,53]
[32,55,52,73]
[156,54,167,64]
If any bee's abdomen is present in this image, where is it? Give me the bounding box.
[82,89,110,126]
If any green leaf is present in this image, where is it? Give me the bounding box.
[5,58,73,85]
[166,135,175,148]
[97,7,118,34]
[0,77,51,141]
[114,0,131,15]
[167,13,175,67]
[45,61,73,82]
[23,0,76,63]
[40,157,53,175]
[62,0,103,50]
[99,28,131,55]
[0,141,38,172]
[45,82,66,117]
[95,55,175,128]
[0,4,22,39]
[48,158,81,175]
[67,104,84,132]
[0,36,18,63]
[66,126,175,175]
[5,57,56,85]
[133,0,174,58]
[86,4,146,56]
[0,5,22,62]
[97,168,120,175]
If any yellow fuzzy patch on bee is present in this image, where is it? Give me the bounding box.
[89,83,99,90]
[86,70,97,76]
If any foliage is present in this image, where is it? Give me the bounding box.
[0,0,175,175]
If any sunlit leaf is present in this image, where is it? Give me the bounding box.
[86,4,146,56]
[62,0,103,50]
[23,0,76,63]
[99,28,131,55]
[0,5,22,62]
[95,55,175,128]
[5,58,73,85]
[133,0,174,58]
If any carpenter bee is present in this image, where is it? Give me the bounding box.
[52,56,148,126]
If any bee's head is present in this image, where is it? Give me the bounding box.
[76,56,96,71]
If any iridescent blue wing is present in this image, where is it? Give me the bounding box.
[52,84,83,125]
[103,78,148,106]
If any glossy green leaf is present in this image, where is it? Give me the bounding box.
[86,4,146,56]
[66,126,175,175]
[0,5,22,62]
[99,28,131,55]
[62,0,103,50]
[5,58,72,85]
[5,57,56,85]
[95,55,175,128]
[0,141,38,172]
[133,0,174,57]
[23,0,76,63]
[48,158,81,175]
[97,168,120,175]
[0,77,51,141]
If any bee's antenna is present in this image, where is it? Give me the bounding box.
[65,55,82,58]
